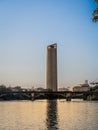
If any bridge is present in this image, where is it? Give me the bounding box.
[30,91,98,101]
[0,91,98,101]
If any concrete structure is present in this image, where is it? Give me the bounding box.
[46,44,57,91]
[73,80,90,92]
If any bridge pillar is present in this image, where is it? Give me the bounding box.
[83,94,87,100]
[31,92,38,100]
[66,93,71,101]
[66,97,71,101]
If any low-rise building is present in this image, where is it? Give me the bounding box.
[58,87,69,91]
[34,87,45,91]
[73,80,90,92]
[73,86,90,92]
[11,86,22,92]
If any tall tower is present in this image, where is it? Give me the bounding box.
[46,44,57,91]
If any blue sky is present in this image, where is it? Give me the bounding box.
[0,0,98,88]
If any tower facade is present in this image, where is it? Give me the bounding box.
[46,44,57,91]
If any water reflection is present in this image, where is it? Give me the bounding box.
[46,100,58,130]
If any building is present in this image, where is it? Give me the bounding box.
[73,80,90,92]
[11,86,22,92]
[58,87,69,91]
[73,86,90,92]
[34,87,45,91]
[46,44,58,91]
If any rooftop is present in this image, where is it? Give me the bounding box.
[47,43,57,48]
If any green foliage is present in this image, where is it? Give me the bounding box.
[93,0,98,22]
[0,85,7,92]
[0,85,12,92]
[91,85,98,91]
[93,7,98,22]
[94,0,98,3]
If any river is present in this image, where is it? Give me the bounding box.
[0,100,98,130]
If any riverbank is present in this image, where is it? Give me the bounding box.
[0,93,98,101]
[0,93,31,101]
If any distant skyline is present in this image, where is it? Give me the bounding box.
[0,0,98,88]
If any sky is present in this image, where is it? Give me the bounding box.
[0,0,98,88]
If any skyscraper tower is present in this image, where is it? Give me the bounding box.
[46,44,58,91]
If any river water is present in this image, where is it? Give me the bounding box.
[0,100,98,130]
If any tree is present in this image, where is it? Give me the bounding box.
[93,0,98,22]
[0,85,7,92]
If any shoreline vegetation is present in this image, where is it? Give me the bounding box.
[0,85,98,101]
[0,85,32,101]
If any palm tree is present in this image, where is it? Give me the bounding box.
[93,0,98,22]
[94,0,98,3]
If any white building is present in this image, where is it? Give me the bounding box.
[58,87,69,91]
[73,80,90,92]
[73,86,90,92]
